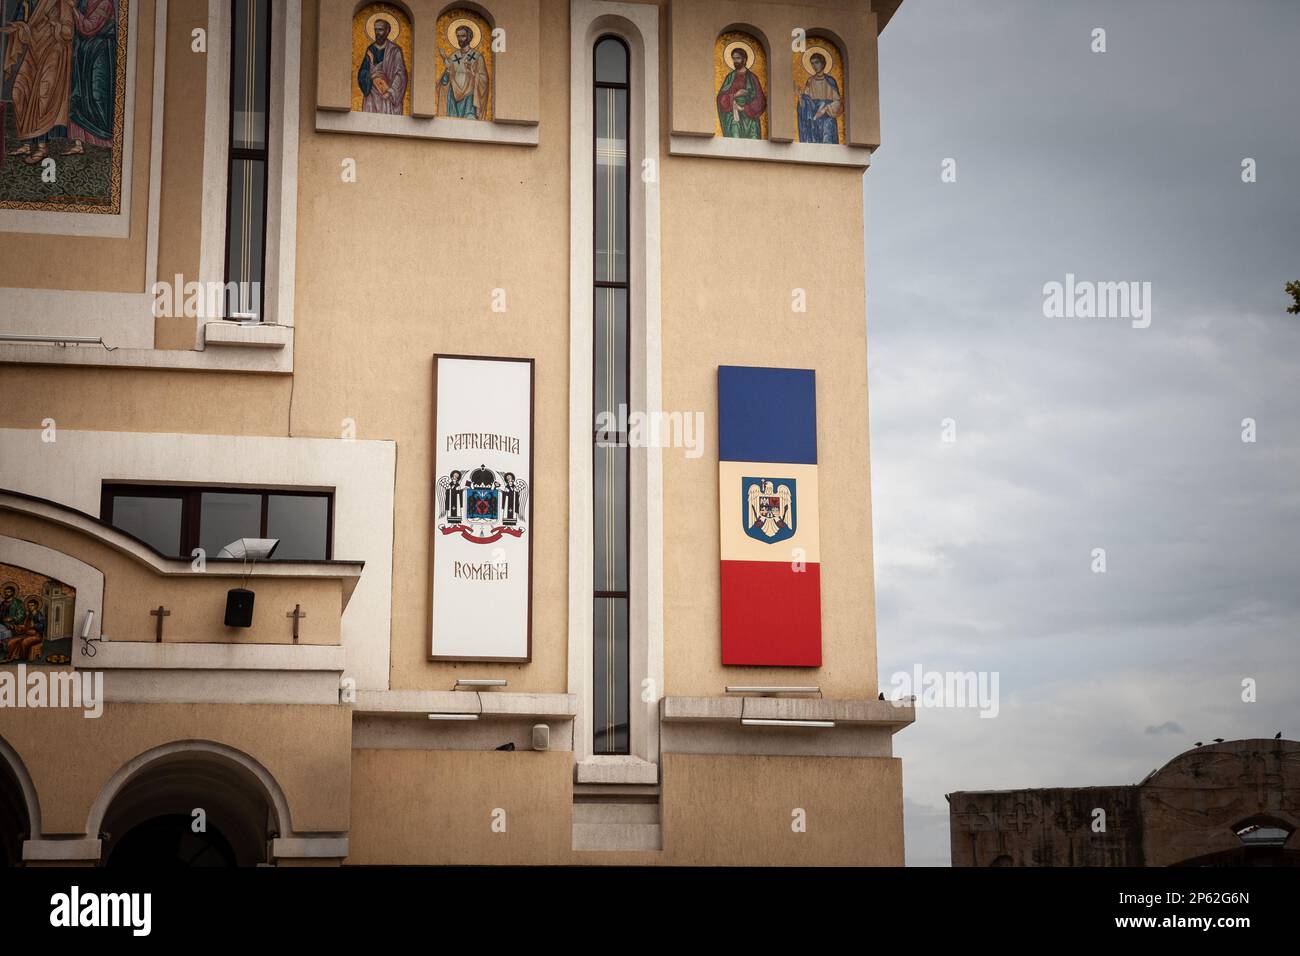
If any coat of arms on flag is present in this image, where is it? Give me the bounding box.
[718,365,822,667]
[742,477,796,543]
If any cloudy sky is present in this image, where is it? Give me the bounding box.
[864,0,1300,865]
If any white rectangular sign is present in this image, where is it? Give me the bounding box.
[430,355,534,661]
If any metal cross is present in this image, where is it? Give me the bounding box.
[150,606,170,643]
[286,604,307,643]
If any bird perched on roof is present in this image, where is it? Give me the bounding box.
[878,692,885,701]
[1277,732,1283,739]
[1213,738,1224,743]
[1195,742,1203,747]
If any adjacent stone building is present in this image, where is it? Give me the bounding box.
[949,738,1300,867]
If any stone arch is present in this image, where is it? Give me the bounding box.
[87,740,293,867]
[0,734,41,865]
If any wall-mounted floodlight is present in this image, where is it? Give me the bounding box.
[455,679,507,688]
[741,719,835,729]
[726,686,821,695]
[218,538,280,560]
[427,713,480,721]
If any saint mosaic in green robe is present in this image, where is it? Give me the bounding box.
[716,46,767,139]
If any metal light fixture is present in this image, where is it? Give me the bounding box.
[455,679,507,688]
[741,718,836,729]
[0,333,114,349]
[427,713,479,721]
[217,538,280,560]
[726,685,821,695]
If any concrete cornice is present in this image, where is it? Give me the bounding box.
[91,641,347,672]
[663,695,916,729]
[354,690,578,719]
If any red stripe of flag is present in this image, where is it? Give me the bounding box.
[720,560,822,667]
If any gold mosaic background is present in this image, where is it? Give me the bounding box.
[351,2,414,115]
[435,7,494,121]
[791,37,846,145]
[713,30,768,140]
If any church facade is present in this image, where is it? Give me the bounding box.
[0,0,909,866]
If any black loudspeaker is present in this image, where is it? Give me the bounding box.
[224,588,255,628]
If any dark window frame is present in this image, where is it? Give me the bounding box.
[223,0,273,321]
[101,484,334,561]
[592,35,632,756]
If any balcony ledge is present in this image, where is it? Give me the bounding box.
[353,689,577,720]
[662,695,916,729]
[203,321,291,349]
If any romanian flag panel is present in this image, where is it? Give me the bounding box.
[718,366,822,666]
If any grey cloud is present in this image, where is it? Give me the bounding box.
[867,0,1300,865]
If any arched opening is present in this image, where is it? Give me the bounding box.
[1172,817,1300,867]
[0,758,32,866]
[97,748,284,868]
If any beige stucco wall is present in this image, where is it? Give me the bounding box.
[155,0,215,348]
[347,748,575,863]
[350,749,904,865]
[660,150,877,698]
[293,0,573,691]
[0,702,352,834]
[660,753,904,865]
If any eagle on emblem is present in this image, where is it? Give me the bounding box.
[747,479,793,539]
[436,465,529,542]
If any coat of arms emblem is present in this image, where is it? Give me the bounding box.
[742,477,795,544]
[437,464,528,544]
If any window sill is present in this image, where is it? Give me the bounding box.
[575,755,659,785]
[668,133,873,168]
[204,321,291,349]
[315,108,539,146]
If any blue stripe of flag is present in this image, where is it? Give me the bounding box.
[718,365,818,464]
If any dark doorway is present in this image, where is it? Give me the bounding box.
[98,751,274,867]
[106,814,239,868]
[0,758,30,866]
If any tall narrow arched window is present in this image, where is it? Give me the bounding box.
[592,35,630,755]
[224,0,272,320]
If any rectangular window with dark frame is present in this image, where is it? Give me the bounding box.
[224,0,273,321]
[593,35,631,756]
[101,485,333,562]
